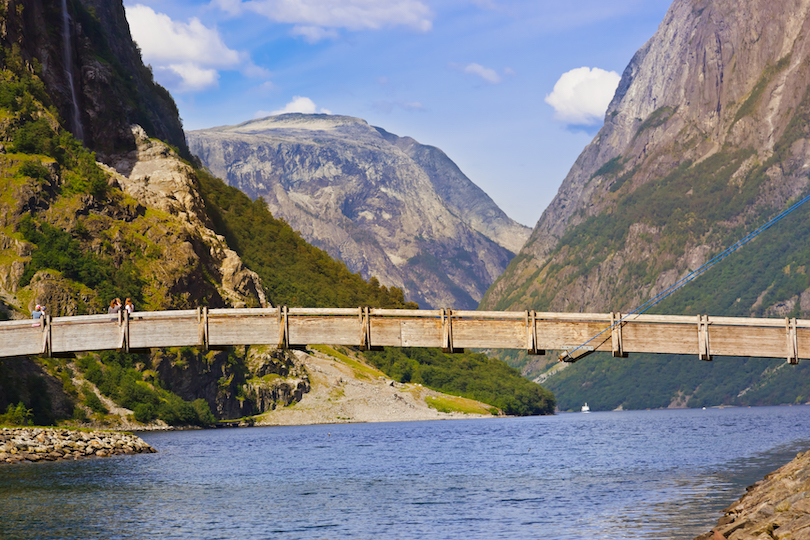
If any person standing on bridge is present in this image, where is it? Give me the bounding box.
[31,305,44,327]
[124,298,134,315]
[108,298,121,320]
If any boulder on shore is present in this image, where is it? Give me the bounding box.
[0,427,156,464]
[696,449,810,539]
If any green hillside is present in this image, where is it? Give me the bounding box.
[0,51,555,425]
[364,348,555,415]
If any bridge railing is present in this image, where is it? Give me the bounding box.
[0,307,806,363]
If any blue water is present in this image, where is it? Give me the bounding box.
[2,406,810,539]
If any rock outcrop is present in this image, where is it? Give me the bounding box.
[696,449,810,539]
[151,346,308,420]
[103,125,266,309]
[188,114,530,309]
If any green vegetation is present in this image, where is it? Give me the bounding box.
[546,352,810,412]
[81,385,108,414]
[634,106,676,139]
[425,395,495,415]
[732,54,792,127]
[75,351,216,426]
[311,345,381,380]
[197,169,418,309]
[18,216,143,304]
[589,156,623,181]
[364,348,555,415]
[0,402,32,426]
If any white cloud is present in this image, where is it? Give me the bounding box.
[127,5,240,67]
[215,0,432,38]
[158,64,220,92]
[271,96,331,115]
[291,25,340,43]
[463,63,501,84]
[545,67,621,125]
[125,4,269,91]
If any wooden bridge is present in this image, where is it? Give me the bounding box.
[0,307,807,364]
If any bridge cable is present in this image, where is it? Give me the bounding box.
[560,190,810,361]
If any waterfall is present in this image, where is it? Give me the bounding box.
[60,0,84,141]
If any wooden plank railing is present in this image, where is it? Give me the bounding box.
[0,307,807,364]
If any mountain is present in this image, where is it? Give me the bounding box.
[0,0,553,426]
[481,0,810,410]
[187,114,530,309]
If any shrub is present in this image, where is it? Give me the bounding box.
[82,386,108,414]
[0,402,31,426]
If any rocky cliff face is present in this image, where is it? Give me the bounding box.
[188,114,530,309]
[484,0,810,316]
[0,0,264,315]
[0,0,275,424]
[480,0,810,411]
[0,0,186,155]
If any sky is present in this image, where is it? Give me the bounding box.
[123,0,674,227]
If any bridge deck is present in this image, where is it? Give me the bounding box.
[0,307,806,363]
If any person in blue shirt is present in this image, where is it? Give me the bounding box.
[31,304,44,327]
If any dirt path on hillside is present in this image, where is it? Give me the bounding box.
[254,349,494,426]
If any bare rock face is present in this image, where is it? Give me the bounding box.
[151,346,309,419]
[483,0,810,314]
[188,114,530,309]
[243,347,310,412]
[105,126,267,309]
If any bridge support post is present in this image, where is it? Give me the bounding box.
[42,315,51,357]
[526,310,544,355]
[698,314,711,361]
[199,307,209,351]
[787,317,799,365]
[358,306,383,352]
[123,310,130,353]
[442,308,463,354]
[278,306,289,349]
[611,312,628,358]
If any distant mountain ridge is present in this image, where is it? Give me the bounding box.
[188,114,530,309]
[481,0,810,410]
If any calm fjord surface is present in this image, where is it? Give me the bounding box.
[2,406,809,539]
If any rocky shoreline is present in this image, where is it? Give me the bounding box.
[696,449,810,539]
[0,427,156,464]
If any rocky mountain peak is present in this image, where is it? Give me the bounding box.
[227,113,371,134]
[189,114,530,309]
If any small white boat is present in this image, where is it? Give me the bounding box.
[581,403,590,413]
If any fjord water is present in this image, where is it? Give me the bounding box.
[2,406,810,539]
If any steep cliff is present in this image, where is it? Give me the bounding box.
[482,0,810,409]
[486,0,810,315]
[2,0,186,155]
[188,114,530,309]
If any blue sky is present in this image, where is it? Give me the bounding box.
[124,0,674,227]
